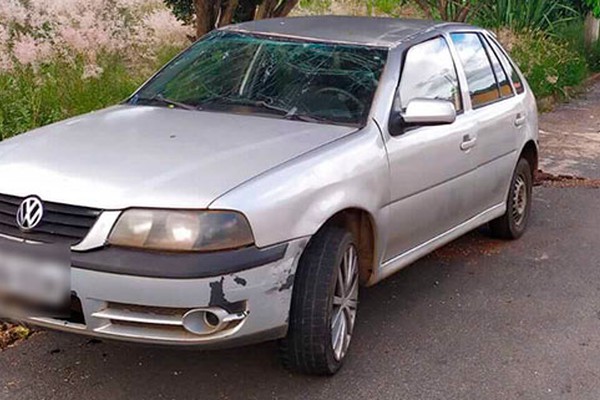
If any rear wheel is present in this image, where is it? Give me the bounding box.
[489,158,533,240]
[279,226,359,375]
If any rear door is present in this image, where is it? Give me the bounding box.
[449,32,523,212]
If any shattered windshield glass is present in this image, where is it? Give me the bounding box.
[130,31,388,126]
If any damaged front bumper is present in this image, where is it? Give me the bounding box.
[13,238,308,348]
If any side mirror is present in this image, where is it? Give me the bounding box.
[403,98,456,125]
[389,98,457,136]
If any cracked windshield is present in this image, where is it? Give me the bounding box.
[131,31,387,126]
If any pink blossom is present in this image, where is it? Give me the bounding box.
[0,0,192,72]
[12,35,39,65]
[0,0,28,26]
[59,26,88,52]
[143,9,191,45]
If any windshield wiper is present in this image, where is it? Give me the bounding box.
[197,96,337,124]
[137,95,198,111]
[199,97,290,115]
[285,112,336,124]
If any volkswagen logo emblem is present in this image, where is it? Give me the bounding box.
[16,196,44,232]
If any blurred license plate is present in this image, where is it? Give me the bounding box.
[0,237,70,311]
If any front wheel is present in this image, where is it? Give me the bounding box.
[489,158,533,240]
[279,226,359,375]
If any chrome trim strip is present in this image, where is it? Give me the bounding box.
[72,211,122,251]
[91,308,183,326]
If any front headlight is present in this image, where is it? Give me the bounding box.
[107,209,254,252]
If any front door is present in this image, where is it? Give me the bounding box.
[383,36,477,261]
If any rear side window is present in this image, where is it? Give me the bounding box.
[487,38,525,95]
[451,33,500,108]
[481,36,513,98]
[399,37,462,112]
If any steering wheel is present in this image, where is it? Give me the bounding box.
[312,87,365,115]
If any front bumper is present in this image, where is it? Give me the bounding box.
[12,238,308,348]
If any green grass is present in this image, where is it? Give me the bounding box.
[473,0,578,32]
[0,46,184,141]
[556,21,600,72]
[507,29,588,98]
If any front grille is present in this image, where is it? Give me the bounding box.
[0,193,101,245]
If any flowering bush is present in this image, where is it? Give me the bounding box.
[0,0,191,75]
[498,29,588,98]
[0,0,191,140]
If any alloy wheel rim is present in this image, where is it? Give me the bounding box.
[512,174,528,226]
[331,244,359,361]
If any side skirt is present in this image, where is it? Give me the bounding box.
[368,203,506,286]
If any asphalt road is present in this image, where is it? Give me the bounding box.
[1,186,599,400]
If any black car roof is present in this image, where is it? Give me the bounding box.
[223,16,476,47]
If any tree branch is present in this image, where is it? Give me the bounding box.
[455,3,471,22]
[413,0,434,20]
[439,0,448,21]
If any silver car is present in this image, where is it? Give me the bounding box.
[0,17,538,375]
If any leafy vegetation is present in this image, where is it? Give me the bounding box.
[299,0,598,99]
[0,0,189,141]
[0,322,31,349]
[473,0,578,32]
[0,48,181,140]
[500,29,588,97]
[557,21,600,71]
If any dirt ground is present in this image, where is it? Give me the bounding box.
[539,79,600,180]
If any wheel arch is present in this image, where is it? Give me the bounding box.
[310,208,378,286]
[519,140,539,177]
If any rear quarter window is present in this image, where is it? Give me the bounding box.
[487,37,525,95]
[481,36,513,98]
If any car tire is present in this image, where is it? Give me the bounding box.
[279,226,359,375]
[489,158,533,240]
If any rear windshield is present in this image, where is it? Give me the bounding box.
[131,31,388,127]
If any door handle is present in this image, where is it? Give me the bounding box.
[515,113,526,127]
[460,135,477,151]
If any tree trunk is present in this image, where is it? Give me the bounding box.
[235,0,258,22]
[273,0,300,17]
[219,0,239,26]
[194,0,220,38]
[192,0,300,38]
[455,4,471,22]
[585,12,600,49]
[256,0,278,19]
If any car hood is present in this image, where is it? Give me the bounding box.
[0,106,356,209]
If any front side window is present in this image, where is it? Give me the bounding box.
[451,33,500,108]
[399,37,462,112]
[131,31,388,127]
